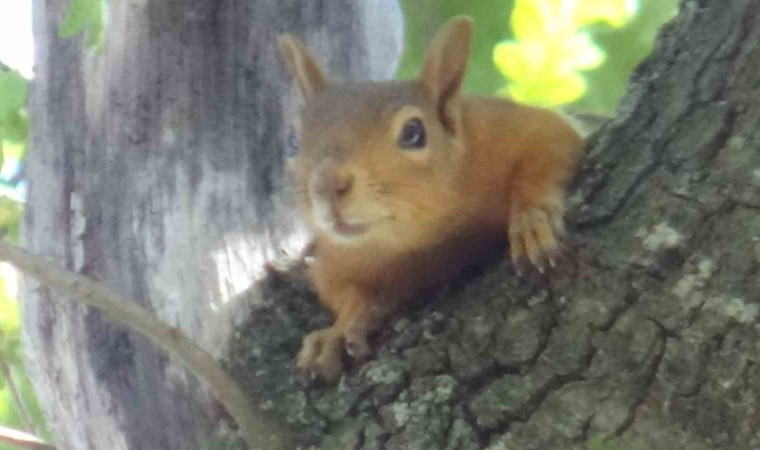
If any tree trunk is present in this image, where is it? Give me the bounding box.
[22,1,402,449]
[225,1,760,449]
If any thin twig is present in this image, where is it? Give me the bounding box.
[0,360,36,433]
[0,425,55,449]
[0,239,291,450]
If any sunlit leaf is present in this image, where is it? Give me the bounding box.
[0,140,26,161]
[493,40,546,84]
[573,0,638,28]
[510,0,552,40]
[558,32,605,71]
[494,0,638,107]
[0,277,19,335]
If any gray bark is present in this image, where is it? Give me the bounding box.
[22,1,402,449]
[226,1,760,449]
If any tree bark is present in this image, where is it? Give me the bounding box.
[225,1,760,449]
[22,1,402,449]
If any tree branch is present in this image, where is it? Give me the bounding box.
[0,239,291,450]
[0,425,55,450]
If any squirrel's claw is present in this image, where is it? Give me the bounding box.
[509,205,565,276]
[344,329,372,362]
[294,327,344,387]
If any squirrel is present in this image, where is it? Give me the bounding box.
[278,16,584,384]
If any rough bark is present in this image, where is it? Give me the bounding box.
[226,1,760,449]
[22,1,402,449]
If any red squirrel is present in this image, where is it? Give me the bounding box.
[279,16,584,384]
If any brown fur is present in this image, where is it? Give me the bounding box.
[279,17,584,384]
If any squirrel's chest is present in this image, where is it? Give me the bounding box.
[313,220,505,297]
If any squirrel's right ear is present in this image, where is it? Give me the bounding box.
[278,35,326,99]
[420,17,473,102]
[419,16,474,131]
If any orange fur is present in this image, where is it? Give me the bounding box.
[280,17,584,384]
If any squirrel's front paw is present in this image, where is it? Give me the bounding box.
[508,203,565,276]
[294,327,344,386]
[343,326,372,362]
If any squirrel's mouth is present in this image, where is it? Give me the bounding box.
[306,173,391,240]
[310,198,372,239]
[330,216,369,237]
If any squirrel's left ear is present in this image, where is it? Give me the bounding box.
[419,16,474,131]
[278,35,326,100]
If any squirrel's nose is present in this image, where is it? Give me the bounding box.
[313,167,354,201]
[334,172,354,199]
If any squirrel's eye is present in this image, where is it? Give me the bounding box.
[397,118,426,150]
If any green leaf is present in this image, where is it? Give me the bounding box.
[0,71,28,156]
[561,33,605,71]
[493,41,543,84]
[0,139,25,161]
[1,110,29,144]
[0,197,22,242]
[572,0,638,29]
[59,0,104,47]
[0,71,27,119]
[1,337,22,367]
[510,0,551,40]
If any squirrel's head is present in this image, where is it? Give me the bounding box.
[279,17,474,248]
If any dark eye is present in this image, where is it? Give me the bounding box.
[397,118,426,150]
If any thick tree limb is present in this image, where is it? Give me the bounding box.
[0,239,291,450]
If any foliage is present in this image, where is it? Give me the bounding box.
[0,265,49,450]
[0,0,107,444]
[0,198,21,242]
[0,57,43,450]
[59,0,104,47]
[0,275,20,366]
[0,70,28,170]
[493,0,636,107]
[398,0,679,114]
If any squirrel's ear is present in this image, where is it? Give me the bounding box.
[278,34,326,99]
[419,16,473,126]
